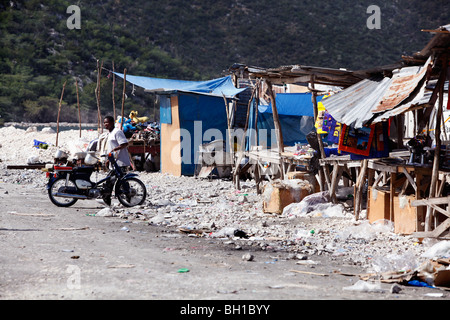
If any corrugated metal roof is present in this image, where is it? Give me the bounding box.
[321,58,431,128]
[372,61,430,113]
[321,77,391,128]
[371,80,432,123]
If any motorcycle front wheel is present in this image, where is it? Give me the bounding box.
[48,178,79,207]
[115,177,147,207]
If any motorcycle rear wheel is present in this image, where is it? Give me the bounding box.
[48,178,79,207]
[115,177,147,207]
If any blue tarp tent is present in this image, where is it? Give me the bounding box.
[248,93,322,148]
[113,73,246,98]
[113,72,247,176]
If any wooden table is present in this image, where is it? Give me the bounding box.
[242,147,313,194]
[411,170,450,239]
[367,159,432,234]
[319,156,363,204]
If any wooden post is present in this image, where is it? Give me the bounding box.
[265,80,284,179]
[234,83,257,189]
[222,94,234,167]
[354,159,368,220]
[97,60,104,134]
[310,76,331,191]
[426,54,448,232]
[112,61,116,121]
[75,79,81,138]
[265,80,284,153]
[56,81,67,147]
[121,68,127,130]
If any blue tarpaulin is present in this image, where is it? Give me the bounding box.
[258,93,322,117]
[249,93,321,147]
[113,73,247,98]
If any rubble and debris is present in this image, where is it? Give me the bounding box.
[2,125,450,293]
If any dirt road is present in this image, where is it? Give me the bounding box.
[0,181,448,306]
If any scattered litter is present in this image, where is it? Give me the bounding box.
[108,264,135,269]
[424,292,444,298]
[177,268,190,273]
[421,241,450,260]
[390,284,402,294]
[242,253,254,261]
[290,269,328,277]
[296,259,319,265]
[8,212,54,217]
[343,280,385,293]
[96,207,114,217]
[54,227,89,231]
[407,280,435,288]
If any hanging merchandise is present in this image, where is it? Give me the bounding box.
[315,96,329,135]
[327,119,342,145]
[338,124,375,157]
[321,111,342,145]
[339,122,390,159]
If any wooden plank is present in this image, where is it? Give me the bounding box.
[412,196,450,206]
[329,164,342,203]
[413,219,450,239]
[6,164,46,170]
[401,167,417,192]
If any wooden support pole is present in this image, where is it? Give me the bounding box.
[112,61,116,121]
[75,79,81,138]
[56,81,67,147]
[310,76,331,191]
[121,68,127,131]
[426,54,449,232]
[234,82,258,189]
[265,80,284,179]
[222,94,234,167]
[98,60,104,133]
[265,80,284,153]
[354,159,368,220]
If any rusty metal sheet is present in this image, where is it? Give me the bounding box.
[372,57,431,113]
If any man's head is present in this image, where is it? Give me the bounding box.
[103,116,115,132]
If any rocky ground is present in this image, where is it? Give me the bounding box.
[1,125,449,300]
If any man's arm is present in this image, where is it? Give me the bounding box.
[111,142,128,153]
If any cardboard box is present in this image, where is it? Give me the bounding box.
[367,187,391,224]
[393,194,425,235]
[263,185,295,214]
[263,180,312,214]
[287,171,320,193]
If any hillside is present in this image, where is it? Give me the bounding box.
[0,0,449,123]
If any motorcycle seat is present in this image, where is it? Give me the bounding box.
[54,166,73,171]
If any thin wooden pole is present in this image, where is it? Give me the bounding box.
[233,82,257,189]
[95,60,100,132]
[311,75,331,191]
[56,81,67,147]
[265,80,284,150]
[222,94,234,167]
[98,60,104,133]
[75,79,81,138]
[266,79,284,179]
[121,68,127,130]
[112,61,116,120]
[426,54,448,232]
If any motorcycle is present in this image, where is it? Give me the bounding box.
[45,152,147,207]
